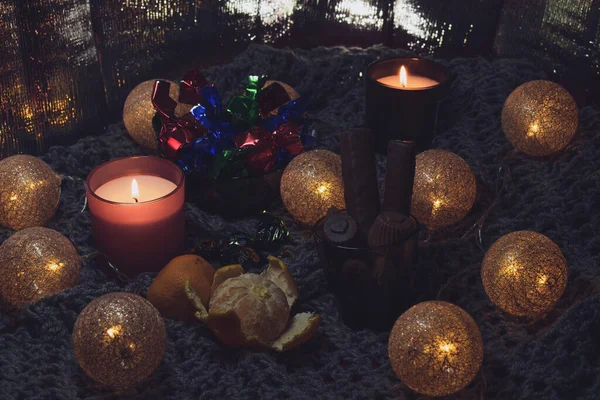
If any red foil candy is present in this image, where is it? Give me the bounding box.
[245,140,276,175]
[232,122,303,174]
[179,69,208,105]
[152,80,207,159]
[273,122,303,155]
[232,126,268,149]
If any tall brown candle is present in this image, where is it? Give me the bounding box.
[383,140,416,215]
[340,128,380,235]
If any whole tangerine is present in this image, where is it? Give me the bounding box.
[147,255,215,322]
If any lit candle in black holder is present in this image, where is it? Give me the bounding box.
[365,58,451,153]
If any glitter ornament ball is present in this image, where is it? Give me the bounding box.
[502,80,578,157]
[280,149,345,226]
[73,292,166,388]
[388,301,484,397]
[0,227,80,309]
[0,155,61,230]
[123,80,192,150]
[411,149,477,230]
[481,231,568,317]
[264,80,300,102]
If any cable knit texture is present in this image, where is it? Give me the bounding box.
[1,45,600,400]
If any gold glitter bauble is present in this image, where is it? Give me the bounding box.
[73,292,166,388]
[0,155,61,230]
[280,150,345,226]
[123,80,193,150]
[502,80,578,157]
[481,231,567,317]
[388,301,483,397]
[411,149,477,230]
[0,227,80,309]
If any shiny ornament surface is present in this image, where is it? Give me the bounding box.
[0,227,79,309]
[280,150,345,226]
[0,155,61,230]
[502,80,578,157]
[73,292,166,388]
[481,231,568,317]
[388,301,483,397]
[411,149,477,230]
[123,80,192,150]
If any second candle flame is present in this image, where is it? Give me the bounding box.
[399,66,408,88]
[131,178,139,203]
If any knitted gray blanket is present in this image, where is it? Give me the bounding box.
[1,45,600,400]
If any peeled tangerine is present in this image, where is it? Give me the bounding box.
[186,256,320,352]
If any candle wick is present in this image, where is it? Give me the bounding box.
[133,197,139,203]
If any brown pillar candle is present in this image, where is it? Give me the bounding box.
[383,140,416,215]
[340,128,380,235]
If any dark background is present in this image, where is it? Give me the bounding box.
[0,0,599,157]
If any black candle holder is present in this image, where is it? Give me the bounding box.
[365,57,451,154]
[313,212,423,331]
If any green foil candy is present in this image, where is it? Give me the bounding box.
[211,148,250,178]
[226,75,265,129]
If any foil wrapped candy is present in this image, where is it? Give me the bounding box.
[151,71,314,178]
[191,212,290,268]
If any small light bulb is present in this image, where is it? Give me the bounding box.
[527,122,540,137]
[316,184,328,194]
[438,342,456,354]
[46,261,64,271]
[106,325,122,339]
[432,198,443,215]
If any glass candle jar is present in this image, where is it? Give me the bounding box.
[365,57,451,154]
[85,156,185,275]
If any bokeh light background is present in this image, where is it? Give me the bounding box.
[0,0,598,157]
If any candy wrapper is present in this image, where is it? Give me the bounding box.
[192,212,290,268]
[152,72,314,179]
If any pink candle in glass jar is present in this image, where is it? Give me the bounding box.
[85,156,185,275]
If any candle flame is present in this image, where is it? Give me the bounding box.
[131,178,139,202]
[400,66,408,88]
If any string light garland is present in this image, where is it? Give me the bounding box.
[481,231,568,317]
[0,227,80,309]
[0,155,61,230]
[123,80,192,150]
[280,149,345,226]
[0,66,580,397]
[411,149,477,230]
[388,301,483,397]
[73,292,166,388]
[502,80,578,157]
